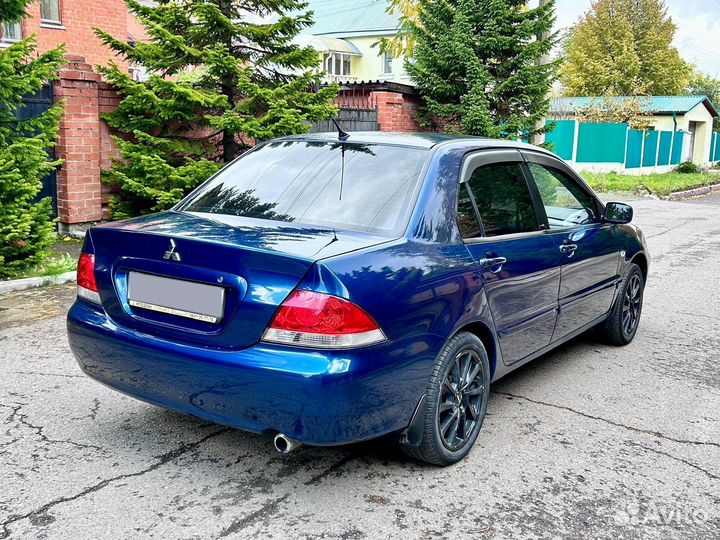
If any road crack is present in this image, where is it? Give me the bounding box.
[646,219,694,239]
[305,453,357,485]
[9,371,85,380]
[627,441,719,481]
[1,402,104,452]
[0,427,230,539]
[217,494,289,537]
[493,391,720,448]
[217,452,358,536]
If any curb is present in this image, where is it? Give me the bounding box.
[0,271,76,296]
[663,183,720,201]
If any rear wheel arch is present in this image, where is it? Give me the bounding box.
[455,321,497,380]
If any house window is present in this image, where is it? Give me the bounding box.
[40,0,62,24]
[382,51,393,75]
[323,53,352,77]
[1,21,22,43]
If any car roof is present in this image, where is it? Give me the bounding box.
[278,131,555,154]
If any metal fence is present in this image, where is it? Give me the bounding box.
[545,120,710,170]
[309,90,380,133]
[18,85,57,216]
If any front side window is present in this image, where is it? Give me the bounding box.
[40,0,61,22]
[464,163,538,237]
[179,141,428,235]
[528,163,598,229]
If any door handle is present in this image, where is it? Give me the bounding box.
[559,243,578,257]
[479,256,507,273]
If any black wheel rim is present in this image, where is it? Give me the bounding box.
[437,349,485,451]
[622,274,642,336]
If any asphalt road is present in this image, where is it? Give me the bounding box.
[1,195,719,539]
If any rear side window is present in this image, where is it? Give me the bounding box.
[457,184,482,238]
[178,141,428,235]
[464,163,539,237]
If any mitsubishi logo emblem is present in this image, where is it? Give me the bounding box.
[163,239,182,262]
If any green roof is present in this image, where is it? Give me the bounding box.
[551,96,719,117]
[303,0,401,37]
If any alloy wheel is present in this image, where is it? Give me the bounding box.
[437,348,486,451]
[622,273,642,336]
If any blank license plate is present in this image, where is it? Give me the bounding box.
[128,272,225,324]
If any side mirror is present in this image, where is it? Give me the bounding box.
[603,202,633,224]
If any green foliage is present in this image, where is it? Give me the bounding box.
[560,0,691,97]
[686,70,720,104]
[686,70,720,129]
[0,34,65,278]
[584,170,718,196]
[0,0,32,22]
[379,0,421,57]
[98,0,338,218]
[675,161,699,174]
[575,96,654,130]
[405,0,558,140]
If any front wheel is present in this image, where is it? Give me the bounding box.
[402,332,490,466]
[599,262,645,346]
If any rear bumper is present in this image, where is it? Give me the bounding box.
[67,300,438,445]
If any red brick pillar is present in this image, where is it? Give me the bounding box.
[98,82,122,220]
[372,91,422,132]
[54,55,103,227]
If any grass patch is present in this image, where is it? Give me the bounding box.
[583,171,720,197]
[2,235,81,281]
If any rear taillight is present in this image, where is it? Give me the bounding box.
[77,253,101,304]
[262,290,386,349]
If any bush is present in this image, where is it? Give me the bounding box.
[0,36,65,279]
[676,161,699,174]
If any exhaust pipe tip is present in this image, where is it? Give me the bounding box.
[273,433,302,454]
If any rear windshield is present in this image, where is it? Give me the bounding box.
[178,141,428,235]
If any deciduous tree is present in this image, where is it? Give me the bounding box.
[560,0,690,96]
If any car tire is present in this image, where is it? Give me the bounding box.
[599,262,644,346]
[402,331,490,466]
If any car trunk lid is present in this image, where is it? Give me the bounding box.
[88,211,389,349]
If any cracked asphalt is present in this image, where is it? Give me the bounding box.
[1,195,719,539]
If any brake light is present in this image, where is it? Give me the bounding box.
[262,290,386,349]
[77,253,100,304]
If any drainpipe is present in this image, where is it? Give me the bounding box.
[671,112,678,165]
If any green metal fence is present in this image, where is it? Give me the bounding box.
[711,132,720,163]
[546,120,717,169]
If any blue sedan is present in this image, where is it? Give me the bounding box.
[67,133,648,465]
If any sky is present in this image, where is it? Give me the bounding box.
[553,0,720,77]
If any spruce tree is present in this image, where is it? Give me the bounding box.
[560,0,690,97]
[96,0,337,219]
[0,2,65,278]
[405,0,557,139]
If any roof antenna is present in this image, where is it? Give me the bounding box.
[331,117,350,141]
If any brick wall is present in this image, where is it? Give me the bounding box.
[372,91,422,132]
[98,82,122,220]
[21,0,135,71]
[54,57,106,226]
